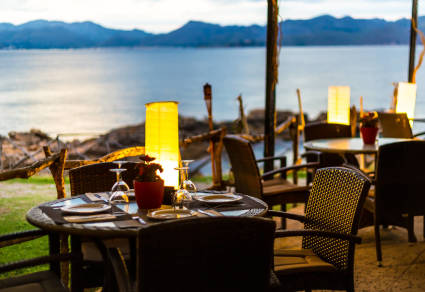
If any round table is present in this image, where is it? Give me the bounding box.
[26,194,269,238]
[26,194,268,292]
[304,137,410,155]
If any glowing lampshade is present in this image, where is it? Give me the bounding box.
[145,101,180,188]
[327,86,350,125]
[396,82,417,127]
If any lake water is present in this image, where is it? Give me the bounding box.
[1,45,425,138]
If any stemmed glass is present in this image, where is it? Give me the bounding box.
[109,161,130,205]
[173,166,193,209]
[181,160,197,194]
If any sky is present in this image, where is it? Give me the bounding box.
[0,0,419,33]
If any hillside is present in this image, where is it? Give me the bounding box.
[0,15,423,48]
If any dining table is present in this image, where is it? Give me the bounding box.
[26,190,269,292]
[303,137,410,155]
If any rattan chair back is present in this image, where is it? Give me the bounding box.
[304,121,352,142]
[375,140,425,217]
[303,167,370,271]
[69,161,139,195]
[135,217,275,292]
[304,121,358,168]
[378,112,413,138]
[223,135,263,198]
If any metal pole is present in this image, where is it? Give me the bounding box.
[408,0,418,82]
[264,0,278,172]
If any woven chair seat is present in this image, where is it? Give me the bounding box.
[263,180,310,196]
[0,271,67,292]
[274,249,336,276]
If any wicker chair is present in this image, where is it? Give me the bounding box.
[359,140,425,265]
[0,230,72,292]
[69,161,139,195]
[68,161,139,291]
[223,135,319,229]
[303,121,359,184]
[378,112,425,139]
[101,217,278,292]
[269,167,371,292]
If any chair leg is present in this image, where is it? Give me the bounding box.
[408,215,417,243]
[374,223,383,266]
[280,204,287,229]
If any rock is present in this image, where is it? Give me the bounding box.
[1,110,323,168]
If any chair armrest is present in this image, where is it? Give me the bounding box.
[267,210,307,223]
[262,162,320,178]
[256,156,287,163]
[0,229,47,248]
[274,229,362,244]
[413,131,425,138]
[0,253,74,273]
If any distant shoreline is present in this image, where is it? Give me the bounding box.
[0,44,414,51]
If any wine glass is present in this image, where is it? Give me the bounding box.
[181,160,197,194]
[173,167,192,209]
[109,168,130,205]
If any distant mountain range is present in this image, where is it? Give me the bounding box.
[0,15,424,49]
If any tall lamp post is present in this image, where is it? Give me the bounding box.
[408,0,418,82]
[264,0,279,173]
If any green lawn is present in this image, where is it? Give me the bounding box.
[0,176,62,278]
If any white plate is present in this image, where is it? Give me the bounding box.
[147,209,196,220]
[193,193,243,204]
[61,203,111,214]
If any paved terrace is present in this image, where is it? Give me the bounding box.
[275,204,425,292]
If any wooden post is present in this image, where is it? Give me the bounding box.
[264,0,279,172]
[0,138,3,170]
[237,95,250,135]
[43,146,69,287]
[203,83,219,187]
[408,0,418,82]
[289,117,299,184]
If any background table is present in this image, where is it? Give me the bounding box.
[304,137,409,155]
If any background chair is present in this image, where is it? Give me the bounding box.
[223,135,319,229]
[304,121,359,166]
[269,167,371,292]
[68,161,139,291]
[378,112,425,139]
[360,140,425,265]
[103,217,277,292]
[69,161,139,195]
[0,230,72,292]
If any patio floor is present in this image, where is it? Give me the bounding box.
[274,204,425,291]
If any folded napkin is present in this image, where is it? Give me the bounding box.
[63,213,117,223]
[85,192,109,202]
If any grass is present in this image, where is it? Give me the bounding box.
[0,176,60,278]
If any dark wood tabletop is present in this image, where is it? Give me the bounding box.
[26,193,268,238]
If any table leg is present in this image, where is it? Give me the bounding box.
[48,232,60,277]
[70,235,83,292]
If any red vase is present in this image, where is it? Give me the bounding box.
[134,180,164,209]
[360,127,379,144]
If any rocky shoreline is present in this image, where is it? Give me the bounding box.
[0,109,322,170]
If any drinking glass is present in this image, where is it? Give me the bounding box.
[173,167,192,209]
[109,168,130,205]
[181,160,197,193]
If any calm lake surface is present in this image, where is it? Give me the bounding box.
[1,45,425,137]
